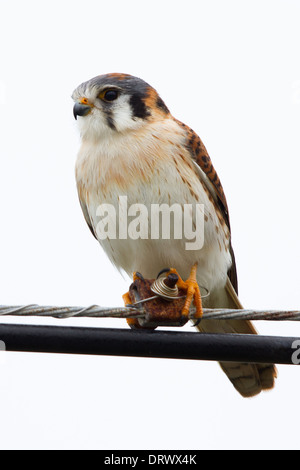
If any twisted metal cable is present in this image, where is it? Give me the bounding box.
[0,304,142,319]
[0,304,300,321]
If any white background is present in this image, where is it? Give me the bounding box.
[0,0,300,450]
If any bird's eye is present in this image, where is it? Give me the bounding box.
[100,89,119,102]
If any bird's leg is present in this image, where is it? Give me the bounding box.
[167,263,203,323]
[122,272,144,328]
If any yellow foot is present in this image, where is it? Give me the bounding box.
[122,291,132,307]
[123,272,143,329]
[168,263,203,324]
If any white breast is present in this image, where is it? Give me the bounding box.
[76,119,232,295]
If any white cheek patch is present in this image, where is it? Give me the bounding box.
[112,95,134,132]
[75,94,145,140]
[76,109,111,140]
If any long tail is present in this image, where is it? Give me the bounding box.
[196,278,277,398]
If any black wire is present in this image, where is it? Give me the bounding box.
[0,323,299,365]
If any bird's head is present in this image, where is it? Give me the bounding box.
[72,73,170,140]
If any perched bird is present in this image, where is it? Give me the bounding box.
[72,73,277,397]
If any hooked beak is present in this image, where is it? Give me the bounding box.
[73,98,93,120]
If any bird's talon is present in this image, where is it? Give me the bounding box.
[169,264,203,322]
[191,318,202,327]
[156,268,171,279]
[122,291,132,306]
[122,289,142,328]
[133,271,145,282]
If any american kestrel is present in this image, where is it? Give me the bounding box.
[72,73,277,397]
